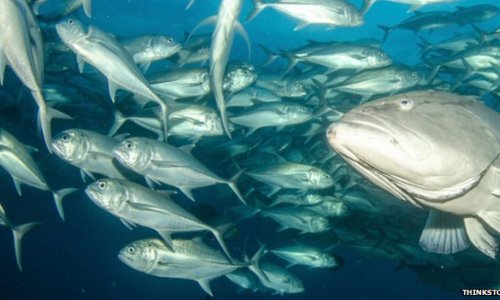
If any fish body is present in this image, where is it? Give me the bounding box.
[113,137,245,203]
[327,90,500,258]
[85,179,232,259]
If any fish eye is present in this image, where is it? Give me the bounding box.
[67,19,74,25]
[411,71,418,77]
[244,70,249,75]
[295,83,302,89]
[167,38,173,43]
[124,141,133,149]
[399,98,413,110]
[127,246,135,254]
[61,133,69,142]
[98,181,107,190]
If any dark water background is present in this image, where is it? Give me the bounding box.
[0,0,499,299]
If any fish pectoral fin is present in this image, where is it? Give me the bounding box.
[139,61,151,73]
[82,0,92,17]
[145,176,161,189]
[0,51,6,85]
[419,210,469,255]
[464,217,498,259]
[108,80,120,103]
[197,279,214,297]
[120,218,136,230]
[77,55,85,73]
[157,230,174,251]
[128,202,167,215]
[179,187,196,202]
[80,168,95,182]
[408,4,423,12]
[294,22,311,31]
[12,176,23,196]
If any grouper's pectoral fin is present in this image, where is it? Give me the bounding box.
[419,209,470,255]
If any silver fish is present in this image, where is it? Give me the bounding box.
[56,18,169,139]
[85,179,232,260]
[0,201,40,271]
[248,0,363,30]
[118,238,264,296]
[113,137,245,204]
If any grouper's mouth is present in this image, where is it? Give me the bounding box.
[327,118,424,208]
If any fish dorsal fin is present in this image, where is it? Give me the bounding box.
[82,0,92,18]
[179,144,195,155]
[419,209,469,255]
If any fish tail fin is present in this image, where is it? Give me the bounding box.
[282,50,299,75]
[37,102,72,153]
[247,244,267,282]
[361,0,376,15]
[186,15,217,45]
[258,44,279,68]
[52,188,78,222]
[12,222,41,271]
[417,36,432,57]
[32,0,48,15]
[471,24,487,46]
[186,0,195,10]
[108,108,128,136]
[377,25,391,43]
[246,0,266,23]
[227,168,246,205]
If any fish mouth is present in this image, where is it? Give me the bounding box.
[113,148,129,165]
[117,251,131,265]
[84,186,100,204]
[50,141,65,158]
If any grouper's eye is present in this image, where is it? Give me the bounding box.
[399,98,413,110]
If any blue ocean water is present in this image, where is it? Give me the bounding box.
[0,0,499,299]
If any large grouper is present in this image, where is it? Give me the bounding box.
[326,90,500,258]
